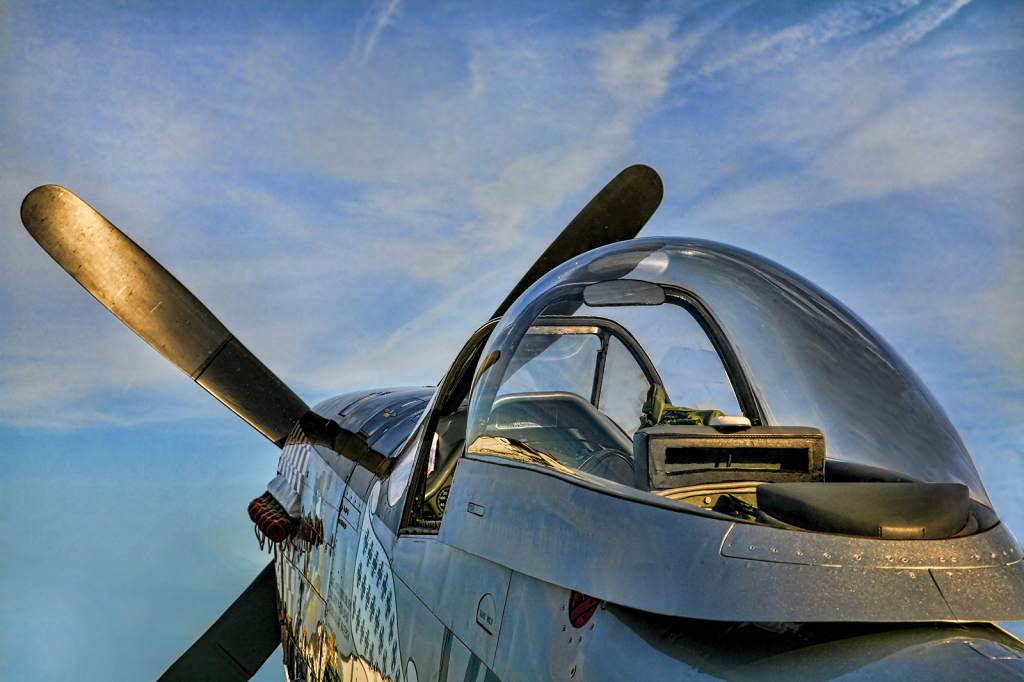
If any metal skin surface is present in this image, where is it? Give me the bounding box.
[269,387,1024,682]
[440,456,1024,622]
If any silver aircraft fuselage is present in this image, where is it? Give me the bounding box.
[270,384,1024,682]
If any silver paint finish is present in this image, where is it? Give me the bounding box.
[722,520,1022,568]
[351,482,404,681]
[324,480,363,670]
[273,388,1024,682]
[393,536,512,667]
[494,569,1024,681]
[932,563,1024,622]
[441,456,1024,622]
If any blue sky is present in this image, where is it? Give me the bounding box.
[1,1,1022,680]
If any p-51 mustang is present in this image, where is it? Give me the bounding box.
[20,166,1024,682]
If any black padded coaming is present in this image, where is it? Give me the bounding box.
[757,482,970,539]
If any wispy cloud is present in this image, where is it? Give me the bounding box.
[1,7,692,421]
[685,0,923,80]
[865,0,975,57]
[351,0,402,66]
[2,1,1020,430]
[593,19,680,105]
[680,5,1015,223]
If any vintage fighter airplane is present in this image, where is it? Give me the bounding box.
[20,166,1024,682]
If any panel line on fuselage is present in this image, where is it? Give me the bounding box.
[438,627,453,682]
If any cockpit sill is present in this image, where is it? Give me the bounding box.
[439,454,1024,622]
[457,450,1019,566]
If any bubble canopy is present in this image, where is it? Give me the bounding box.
[466,238,991,509]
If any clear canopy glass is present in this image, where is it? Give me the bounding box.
[467,238,990,508]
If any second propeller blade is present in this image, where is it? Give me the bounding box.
[492,164,664,319]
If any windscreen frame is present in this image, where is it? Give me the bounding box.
[467,281,765,450]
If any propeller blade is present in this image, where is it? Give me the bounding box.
[157,561,281,682]
[492,164,664,319]
[21,185,308,446]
